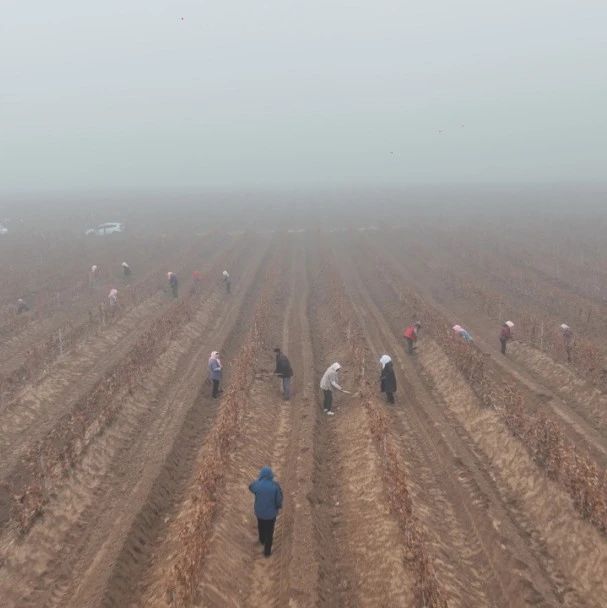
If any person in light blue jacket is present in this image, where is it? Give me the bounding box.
[249,466,283,557]
[208,351,222,398]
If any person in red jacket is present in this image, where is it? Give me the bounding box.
[499,321,513,354]
[403,322,421,354]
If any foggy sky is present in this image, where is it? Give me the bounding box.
[2,1,606,192]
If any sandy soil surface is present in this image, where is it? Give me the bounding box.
[1,202,607,607]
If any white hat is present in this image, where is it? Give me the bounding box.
[222,270,229,276]
[452,324,462,332]
[560,323,570,331]
[505,321,514,328]
[121,262,129,267]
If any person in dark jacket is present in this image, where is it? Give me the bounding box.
[379,355,397,404]
[274,347,293,400]
[249,466,283,557]
[16,298,29,314]
[168,272,178,298]
[499,321,513,354]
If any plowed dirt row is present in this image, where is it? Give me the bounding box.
[372,234,607,467]
[338,235,607,606]
[0,235,274,608]
[2,229,607,608]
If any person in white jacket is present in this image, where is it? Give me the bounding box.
[320,362,350,415]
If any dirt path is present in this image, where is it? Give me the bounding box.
[379,239,607,469]
[341,235,607,607]
[0,236,274,608]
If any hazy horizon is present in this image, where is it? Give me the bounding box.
[2,1,606,194]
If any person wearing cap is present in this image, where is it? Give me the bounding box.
[121,262,132,278]
[403,322,421,354]
[168,272,178,298]
[222,270,231,294]
[379,355,397,404]
[273,347,293,400]
[560,324,574,362]
[249,466,283,557]
[499,321,513,354]
[319,362,350,415]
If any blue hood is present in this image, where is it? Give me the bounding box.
[259,466,274,480]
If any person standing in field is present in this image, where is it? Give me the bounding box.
[249,466,283,557]
[274,347,293,401]
[121,262,132,278]
[560,324,574,362]
[403,321,421,354]
[223,270,231,294]
[499,321,514,354]
[168,272,178,298]
[16,298,29,314]
[379,355,397,404]
[320,362,350,416]
[89,264,99,287]
[208,350,223,398]
[108,288,118,308]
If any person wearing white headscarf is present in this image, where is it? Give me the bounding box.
[208,351,223,397]
[560,324,574,362]
[108,288,118,307]
[499,321,513,354]
[379,355,396,404]
[453,325,473,342]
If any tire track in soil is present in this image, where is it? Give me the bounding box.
[306,238,411,608]
[331,236,566,608]
[0,236,275,608]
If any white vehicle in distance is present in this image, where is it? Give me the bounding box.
[85,222,124,236]
[0,224,8,235]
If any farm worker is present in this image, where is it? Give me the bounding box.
[121,262,132,277]
[379,355,397,404]
[499,321,514,354]
[168,272,178,298]
[16,298,29,314]
[453,324,473,342]
[222,270,231,294]
[560,324,574,362]
[320,362,350,416]
[274,347,293,401]
[89,264,99,287]
[403,322,421,354]
[108,288,118,307]
[208,351,223,398]
[249,466,283,557]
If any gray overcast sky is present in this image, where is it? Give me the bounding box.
[1,0,606,192]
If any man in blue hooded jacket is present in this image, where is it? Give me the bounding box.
[249,466,283,557]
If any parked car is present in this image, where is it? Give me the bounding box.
[85,222,124,236]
